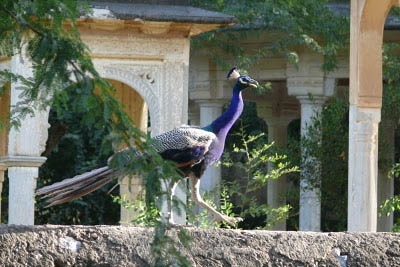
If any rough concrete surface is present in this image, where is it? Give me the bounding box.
[0,225,399,266]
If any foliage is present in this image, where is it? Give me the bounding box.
[0,0,185,217]
[32,93,119,224]
[191,0,350,72]
[113,194,161,227]
[380,194,400,218]
[379,162,400,231]
[0,0,189,264]
[380,183,400,233]
[382,43,400,121]
[221,126,298,229]
[377,43,400,231]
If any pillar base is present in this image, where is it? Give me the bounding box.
[299,186,321,232]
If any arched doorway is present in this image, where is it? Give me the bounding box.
[106,79,149,223]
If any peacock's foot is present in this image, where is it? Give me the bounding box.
[212,214,243,227]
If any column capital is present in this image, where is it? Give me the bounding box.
[1,155,47,168]
[287,75,336,98]
[296,96,328,106]
[262,116,294,128]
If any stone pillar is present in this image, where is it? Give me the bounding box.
[6,55,49,225]
[348,107,380,232]
[298,96,327,232]
[159,60,190,225]
[265,118,291,231]
[377,120,395,232]
[286,51,335,231]
[2,156,46,225]
[197,100,226,207]
[347,0,396,232]
[256,103,293,231]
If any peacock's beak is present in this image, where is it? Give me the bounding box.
[248,79,259,88]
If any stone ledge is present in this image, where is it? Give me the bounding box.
[0,225,399,266]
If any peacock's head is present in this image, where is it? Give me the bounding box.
[227,67,259,91]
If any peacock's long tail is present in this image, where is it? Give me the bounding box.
[36,166,119,207]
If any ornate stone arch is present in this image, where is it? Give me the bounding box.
[96,64,162,136]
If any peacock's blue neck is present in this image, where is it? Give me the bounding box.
[203,88,243,142]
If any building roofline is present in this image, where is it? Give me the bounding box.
[83,1,237,25]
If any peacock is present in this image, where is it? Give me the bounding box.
[36,67,258,226]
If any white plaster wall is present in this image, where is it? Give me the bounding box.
[83,34,190,135]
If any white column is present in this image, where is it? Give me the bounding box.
[298,96,326,231]
[197,100,225,206]
[266,118,291,231]
[348,106,380,232]
[377,121,394,232]
[2,156,46,225]
[158,60,189,225]
[6,55,50,225]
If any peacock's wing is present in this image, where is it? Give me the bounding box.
[152,125,216,166]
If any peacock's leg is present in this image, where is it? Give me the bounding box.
[167,180,178,225]
[189,176,242,227]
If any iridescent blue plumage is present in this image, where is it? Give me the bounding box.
[201,67,258,170]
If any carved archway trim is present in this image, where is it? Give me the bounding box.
[97,65,162,136]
